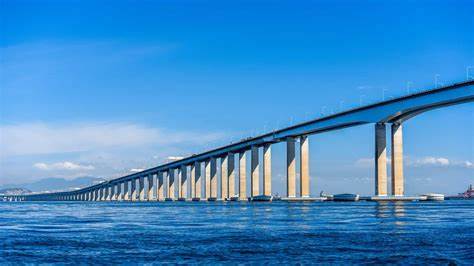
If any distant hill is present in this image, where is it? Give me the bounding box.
[0,176,106,193]
[0,188,32,195]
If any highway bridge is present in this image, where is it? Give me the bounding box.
[7,80,474,202]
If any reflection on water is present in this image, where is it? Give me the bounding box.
[0,201,473,264]
[374,201,407,226]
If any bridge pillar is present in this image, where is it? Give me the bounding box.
[168,170,175,200]
[131,179,138,201]
[251,146,260,197]
[95,189,100,201]
[112,184,120,201]
[263,144,272,196]
[286,137,296,198]
[300,136,310,198]
[157,172,164,201]
[139,176,145,201]
[210,158,217,199]
[220,156,228,200]
[180,165,188,199]
[375,123,388,196]
[194,162,202,199]
[124,181,130,201]
[204,161,210,199]
[239,151,247,200]
[190,163,197,199]
[204,160,211,199]
[104,186,109,201]
[391,123,404,196]
[104,187,109,201]
[147,174,154,201]
[117,183,122,201]
[228,153,235,199]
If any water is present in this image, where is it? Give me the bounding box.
[0,201,473,265]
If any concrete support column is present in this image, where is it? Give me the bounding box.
[139,176,145,201]
[194,162,202,199]
[286,137,296,198]
[157,172,164,201]
[190,163,196,198]
[110,185,116,201]
[104,186,110,201]
[205,160,211,199]
[391,123,404,196]
[147,174,154,201]
[116,183,122,201]
[98,188,104,201]
[300,136,310,198]
[239,151,247,200]
[131,179,137,201]
[94,189,99,201]
[221,155,228,199]
[251,146,259,197]
[228,153,235,198]
[168,170,175,200]
[263,144,272,196]
[210,158,217,199]
[180,165,187,199]
[124,181,130,201]
[375,123,388,196]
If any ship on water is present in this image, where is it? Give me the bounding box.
[447,184,474,200]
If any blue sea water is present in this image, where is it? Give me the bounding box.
[0,200,473,265]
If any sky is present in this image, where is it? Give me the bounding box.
[0,0,473,195]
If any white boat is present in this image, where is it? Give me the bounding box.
[320,191,334,201]
[423,193,445,201]
[333,193,359,202]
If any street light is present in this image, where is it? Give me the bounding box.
[382,87,388,101]
[406,81,413,94]
[359,95,366,106]
[467,66,474,80]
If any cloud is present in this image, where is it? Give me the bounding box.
[129,168,145,173]
[0,122,226,157]
[355,156,472,169]
[33,161,95,171]
[412,157,450,167]
[355,157,391,168]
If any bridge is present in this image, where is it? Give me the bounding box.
[7,80,474,202]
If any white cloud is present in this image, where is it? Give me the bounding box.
[412,156,450,167]
[355,156,472,169]
[0,122,226,157]
[463,161,473,168]
[355,157,391,168]
[33,161,95,171]
[129,168,145,173]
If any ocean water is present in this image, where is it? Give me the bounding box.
[0,200,473,265]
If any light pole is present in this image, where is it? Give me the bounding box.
[406,81,413,94]
[435,74,441,87]
[359,95,365,106]
[382,88,388,101]
[467,66,473,80]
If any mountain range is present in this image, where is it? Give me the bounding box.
[0,176,106,193]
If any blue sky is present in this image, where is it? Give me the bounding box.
[0,1,473,195]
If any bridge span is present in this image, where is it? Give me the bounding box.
[8,80,474,202]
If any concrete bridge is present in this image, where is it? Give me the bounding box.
[9,80,474,202]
